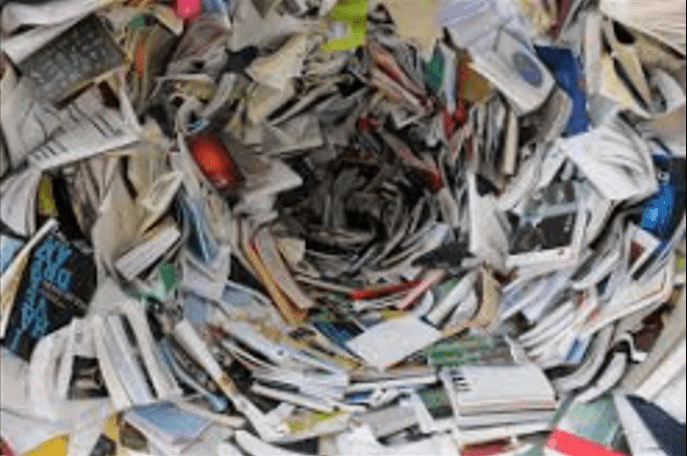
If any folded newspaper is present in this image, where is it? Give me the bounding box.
[0,0,685,455]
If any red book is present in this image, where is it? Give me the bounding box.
[349,280,422,301]
[546,429,629,456]
[0,439,15,456]
[544,398,630,456]
[460,440,513,456]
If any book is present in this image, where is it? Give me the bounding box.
[1,220,96,360]
[458,421,553,446]
[117,297,182,400]
[612,394,665,456]
[103,315,155,405]
[507,180,585,269]
[345,315,442,370]
[441,363,557,416]
[534,46,589,137]
[626,395,686,456]
[469,29,556,115]
[125,401,211,453]
[55,317,108,401]
[115,224,181,281]
[544,396,629,456]
[634,337,686,401]
[599,0,686,55]
[0,234,24,275]
[621,287,685,390]
[92,315,132,411]
[423,333,523,368]
[253,227,317,310]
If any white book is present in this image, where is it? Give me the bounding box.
[583,11,603,95]
[234,430,310,456]
[457,420,552,446]
[346,315,442,370]
[27,324,70,410]
[600,0,686,55]
[554,324,615,393]
[139,171,184,231]
[441,364,556,416]
[613,393,667,456]
[0,166,41,237]
[574,351,628,404]
[569,243,623,290]
[457,410,556,429]
[104,315,155,405]
[583,262,673,336]
[172,320,236,399]
[118,298,183,400]
[519,300,576,346]
[651,366,687,424]
[115,225,181,281]
[55,318,80,400]
[92,315,131,411]
[426,271,478,326]
[125,402,211,450]
[251,382,334,413]
[635,337,687,400]
[173,400,245,428]
[253,370,347,398]
[469,30,555,115]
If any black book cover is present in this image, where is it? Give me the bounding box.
[2,223,96,360]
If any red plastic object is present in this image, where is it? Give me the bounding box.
[175,0,202,20]
[188,132,243,191]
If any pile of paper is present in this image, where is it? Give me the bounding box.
[0,1,685,455]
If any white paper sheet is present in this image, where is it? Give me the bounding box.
[346,315,442,370]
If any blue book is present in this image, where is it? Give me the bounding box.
[0,234,24,275]
[2,223,96,360]
[127,402,210,444]
[535,46,590,137]
[639,154,686,240]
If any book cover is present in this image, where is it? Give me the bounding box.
[535,46,590,137]
[545,396,630,456]
[2,222,96,360]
